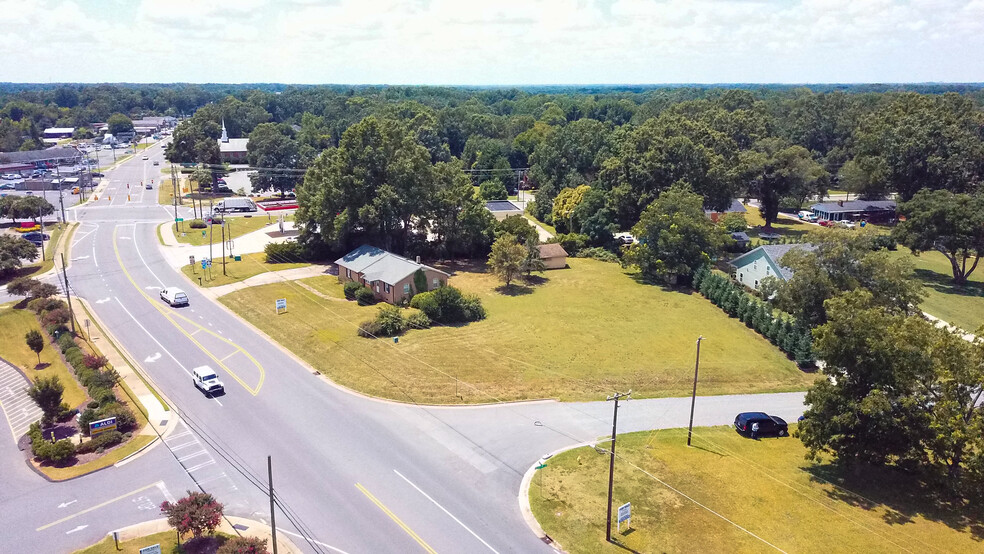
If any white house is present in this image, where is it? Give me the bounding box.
[730,243,814,290]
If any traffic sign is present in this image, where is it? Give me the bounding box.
[175,217,183,222]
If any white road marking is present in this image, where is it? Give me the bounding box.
[92,245,98,267]
[113,297,193,379]
[185,459,216,473]
[394,469,500,554]
[277,530,352,554]
[95,297,110,304]
[65,525,88,534]
[144,353,161,363]
[57,500,77,509]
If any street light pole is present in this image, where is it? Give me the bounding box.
[687,336,704,447]
[605,390,631,543]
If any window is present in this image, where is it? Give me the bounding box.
[403,283,411,295]
[754,280,759,288]
[385,283,391,293]
[432,277,440,289]
[765,266,770,275]
[346,268,351,278]
[375,284,379,293]
[753,261,757,270]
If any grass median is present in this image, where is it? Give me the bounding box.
[170,215,284,247]
[181,251,308,288]
[530,426,984,553]
[220,257,810,403]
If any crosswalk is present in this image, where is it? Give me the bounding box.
[162,422,244,508]
[0,358,44,441]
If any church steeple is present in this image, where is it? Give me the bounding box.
[220,119,229,143]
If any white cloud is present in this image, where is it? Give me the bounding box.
[0,0,981,83]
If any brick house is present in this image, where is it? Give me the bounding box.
[335,245,450,304]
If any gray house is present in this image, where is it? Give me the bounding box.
[811,200,896,222]
[730,243,814,290]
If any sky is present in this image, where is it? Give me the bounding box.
[2,0,983,84]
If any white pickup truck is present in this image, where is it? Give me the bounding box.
[192,366,224,397]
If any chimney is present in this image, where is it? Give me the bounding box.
[415,255,421,264]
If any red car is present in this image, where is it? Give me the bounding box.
[818,219,833,227]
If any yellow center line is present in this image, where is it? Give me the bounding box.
[37,482,160,531]
[355,483,438,554]
[111,226,265,395]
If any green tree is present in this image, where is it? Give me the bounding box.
[529,119,611,221]
[0,235,39,278]
[25,329,44,365]
[13,196,55,221]
[522,239,546,277]
[768,228,923,326]
[430,160,495,258]
[488,233,526,286]
[894,190,984,284]
[495,214,538,246]
[478,178,508,201]
[27,375,63,424]
[629,183,726,284]
[106,113,133,136]
[719,212,748,233]
[550,184,590,233]
[160,491,224,539]
[738,138,827,229]
[246,123,301,198]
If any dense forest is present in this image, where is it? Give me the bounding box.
[3,82,983,259]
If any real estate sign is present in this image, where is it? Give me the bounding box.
[617,502,631,532]
[139,545,162,554]
[89,416,117,437]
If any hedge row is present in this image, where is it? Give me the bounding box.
[693,266,815,366]
[29,421,76,463]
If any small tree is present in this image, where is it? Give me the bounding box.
[27,375,64,425]
[25,329,44,365]
[720,212,748,233]
[412,268,428,295]
[488,233,525,286]
[479,178,508,201]
[0,235,40,278]
[521,240,546,277]
[217,536,270,554]
[161,491,224,539]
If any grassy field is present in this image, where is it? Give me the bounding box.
[0,303,87,409]
[180,252,308,288]
[530,426,984,553]
[157,174,190,206]
[741,205,813,244]
[891,247,984,333]
[221,258,810,403]
[170,215,282,246]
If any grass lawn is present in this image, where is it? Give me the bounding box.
[530,426,984,553]
[0,303,87,409]
[741,205,812,245]
[180,252,308,288]
[220,258,810,404]
[75,530,234,554]
[170,215,284,247]
[891,247,984,333]
[158,175,190,206]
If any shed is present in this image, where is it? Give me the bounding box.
[537,243,568,270]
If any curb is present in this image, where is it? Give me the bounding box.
[518,441,600,553]
[101,515,302,553]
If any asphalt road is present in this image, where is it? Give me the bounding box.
[0,142,808,553]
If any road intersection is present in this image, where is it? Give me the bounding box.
[0,142,808,553]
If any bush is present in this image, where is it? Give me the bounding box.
[83,354,108,370]
[264,240,306,263]
[357,319,383,338]
[720,212,748,232]
[343,281,363,300]
[460,294,487,321]
[30,297,67,315]
[549,233,588,256]
[57,332,76,353]
[76,430,124,454]
[376,305,408,336]
[42,308,71,327]
[29,422,76,463]
[217,536,270,554]
[871,234,897,251]
[410,286,485,324]
[189,219,207,229]
[406,311,431,329]
[409,290,438,315]
[65,347,84,369]
[576,247,619,263]
[97,403,136,433]
[354,286,376,306]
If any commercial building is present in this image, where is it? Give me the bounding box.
[0,147,82,167]
[43,127,75,141]
[336,244,449,305]
[218,120,249,163]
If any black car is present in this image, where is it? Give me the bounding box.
[91,172,104,177]
[21,232,50,245]
[734,412,788,438]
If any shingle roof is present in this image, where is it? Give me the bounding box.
[705,199,747,214]
[810,200,896,213]
[730,231,750,242]
[218,138,249,153]
[537,243,568,258]
[485,200,520,212]
[731,243,815,281]
[336,245,448,285]
[0,147,81,164]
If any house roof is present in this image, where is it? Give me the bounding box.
[537,243,568,259]
[43,127,75,134]
[705,199,747,214]
[218,138,249,153]
[485,200,521,212]
[731,243,814,281]
[730,231,750,242]
[336,245,448,285]
[811,200,896,213]
[0,147,81,164]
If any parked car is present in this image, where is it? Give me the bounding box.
[160,287,189,306]
[837,220,856,229]
[142,155,149,160]
[818,219,833,227]
[91,172,104,177]
[153,160,159,166]
[2,173,20,180]
[22,232,50,245]
[734,412,789,438]
[0,183,14,190]
[797,210,817,222]
[192,366,224,397]
[614,232,636,245]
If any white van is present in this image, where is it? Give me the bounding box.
[192,366,224,396]
[160,287,189,306]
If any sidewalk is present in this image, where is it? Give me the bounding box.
[71,297,172,438]
[109,516,301,553]
[923,312,979,343]
[159,219,298,268]
[200,264,334,299]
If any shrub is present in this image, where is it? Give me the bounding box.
[410,286,484,324]
[720,212,748,232]
[375,305,408,336]
[161,491,224,539]
[409,290,438,315]
[30,297,67,315]
[549,233,588,256]
[460,294,487,321]
[76,430,124,454]
[406,311,431,329]
[576,247,619,263]
[57,332,76,353]
[42,308,70,327]
[217,536,270,554]
[97,403,136,433]
[343,281,363,300]
[354,286,376,306]
[264,240,306,263]
[87,400,100,409]
[357,319,383,338]
[29,423,76,463]
[189,219,207,229]
[65,347,85,369]
[871,234,897,251]
[83,354,108,370]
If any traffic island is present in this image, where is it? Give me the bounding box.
[74,516,300,554]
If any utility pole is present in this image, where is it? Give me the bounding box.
[605,390,631,543]
[268,456,279,554]
[58,186,67,224]
[171,164,179,231]
[687,336,704,447]
[61,253,76,333]
[221,223,226,276]
[38,206,46,261]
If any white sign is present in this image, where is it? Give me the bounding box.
[275,298,287,313]
[617,502,631,532]
[139,545,162,554]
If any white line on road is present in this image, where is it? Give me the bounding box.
[394,469,500,554]
[57,500,77,509]
[114,297,193,379]
[185,459,216,473]
[278,530,352,554]
[65,525,88,534]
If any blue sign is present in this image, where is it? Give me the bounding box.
[617,502,631,523]
[201,260,207,269]
[90,416,118,437]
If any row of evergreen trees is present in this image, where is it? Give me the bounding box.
[693,266,815,367]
